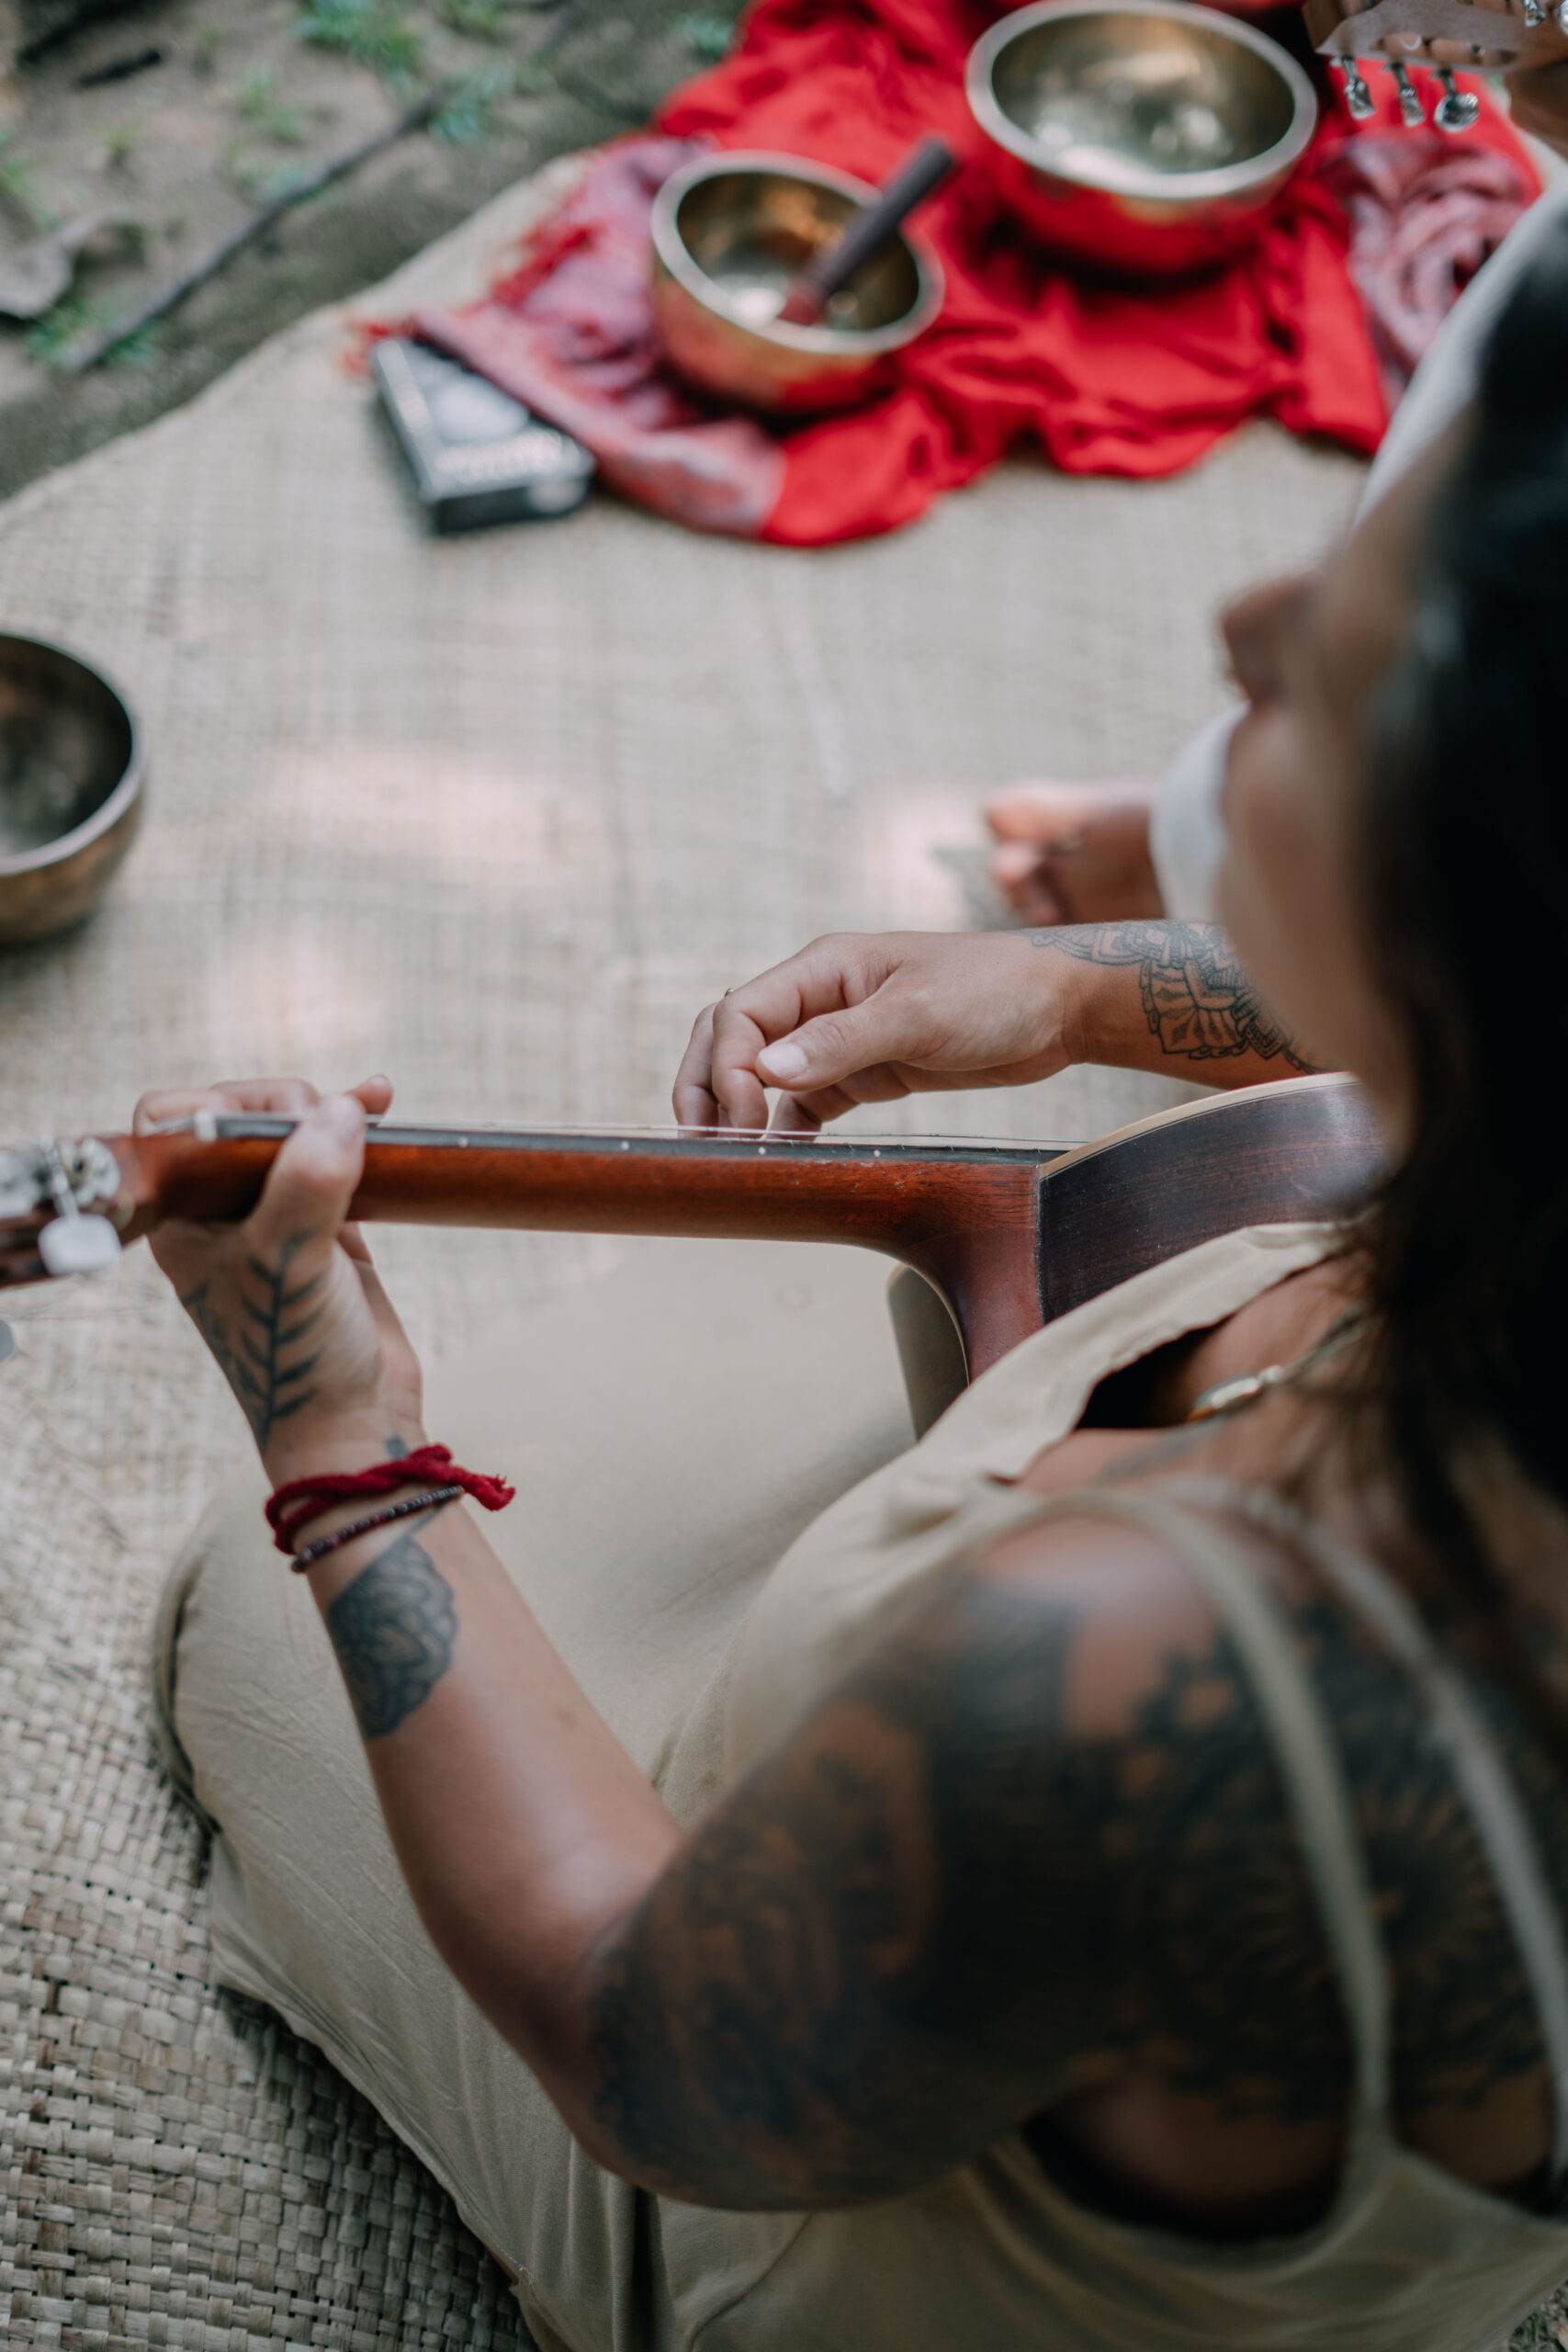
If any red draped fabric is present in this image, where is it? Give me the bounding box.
[406,0,1538,541]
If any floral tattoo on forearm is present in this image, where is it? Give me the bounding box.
[325,1531,457,1739]
[1035,922,1318,1071]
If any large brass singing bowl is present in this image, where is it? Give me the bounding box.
[0,635,144,947]
[968,0,1318,278]
[650,153,944,415]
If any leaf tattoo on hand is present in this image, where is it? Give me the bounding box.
[181,1233,327,1449]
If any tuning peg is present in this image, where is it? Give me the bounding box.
[37,1214,121,1277]
[1433,65,1481,129]
[1559,0,1568,32]
[28,1138,123,1281]
[1337,57,1377,116]
[1522,0,1546,23]
[1390,60,1427,123]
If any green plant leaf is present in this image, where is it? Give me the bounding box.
[295,0,423,89]
[676,11,735,62]
[429,61,514,144]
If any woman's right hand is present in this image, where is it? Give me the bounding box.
[673,931,1085,1131]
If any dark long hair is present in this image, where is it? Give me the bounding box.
[1356,211,1568,1606]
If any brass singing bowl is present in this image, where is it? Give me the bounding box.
[0,634,144,947]
[650,153,944,415]
[968,0,1318,278]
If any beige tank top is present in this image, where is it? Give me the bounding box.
[655,1225,1568,2352]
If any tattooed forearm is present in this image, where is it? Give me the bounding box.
[324,1531,457,1738]
[1035,921,1319,1071]
[181,1234,325,1448]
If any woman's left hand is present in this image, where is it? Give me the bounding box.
[135,1075,426,1481]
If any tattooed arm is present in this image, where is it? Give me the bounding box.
[306,1490,1554,2221]
[292,1487,1360,2212]
[676,924,1316,1131]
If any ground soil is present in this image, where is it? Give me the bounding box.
[0,0,735,498]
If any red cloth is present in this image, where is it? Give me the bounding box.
[265,1443,515,1555]
[408,0,1539,544]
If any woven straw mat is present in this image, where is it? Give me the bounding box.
[0,149,1377,2348]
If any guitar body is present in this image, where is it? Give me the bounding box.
[0,1074,1385,1385]
[1035,1074,1381,1325]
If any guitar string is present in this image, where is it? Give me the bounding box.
[142,1115,1070,1154]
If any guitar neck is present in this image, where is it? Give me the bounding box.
[118,1117,1055,1249]
[2,1077,1384,1383]
[108,1118,1058,1374]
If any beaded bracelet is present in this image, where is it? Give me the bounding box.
[288,1486,464,1572]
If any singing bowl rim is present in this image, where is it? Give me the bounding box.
[0,631,144,879]
[966,0,1319,206]
[649,151,946,358]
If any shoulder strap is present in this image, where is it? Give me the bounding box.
[1172,1476,1568,2188]
[1025,1486,1393,2122]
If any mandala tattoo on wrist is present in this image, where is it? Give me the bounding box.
[325,1532,457,1739]
[180,1232,325,1450]
[1033,922,1317,1070]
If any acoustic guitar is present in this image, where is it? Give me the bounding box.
[1,1075,1383,1423]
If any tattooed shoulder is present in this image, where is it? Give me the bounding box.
[583,1526,1559,2209]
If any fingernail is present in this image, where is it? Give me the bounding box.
[761,1042,807,1081]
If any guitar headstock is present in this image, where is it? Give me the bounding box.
[1305,0,1567,124]
[0,1136,125,1290]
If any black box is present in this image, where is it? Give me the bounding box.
[371,336,594,534]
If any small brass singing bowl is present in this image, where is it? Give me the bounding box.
[968,0,1317,279]
[650,153,944,416]
[0,634,144,947]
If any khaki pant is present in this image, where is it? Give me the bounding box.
[152,1240,913,2352]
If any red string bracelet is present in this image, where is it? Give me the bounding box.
[265,1444,515,1556]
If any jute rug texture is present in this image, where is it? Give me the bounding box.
[0,153,1372,2347]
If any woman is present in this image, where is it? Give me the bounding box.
[150,223,1568,2352]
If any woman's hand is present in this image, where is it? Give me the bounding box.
[673,932,1084,1132]
[136,1075,426,1481]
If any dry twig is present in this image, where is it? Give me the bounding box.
[61,82,450,374]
